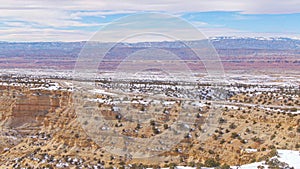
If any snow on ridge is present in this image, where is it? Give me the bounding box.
[210,36,300,41]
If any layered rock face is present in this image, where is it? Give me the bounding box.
[0,85,71,153]
[1,86,68,129]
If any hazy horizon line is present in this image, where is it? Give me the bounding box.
[1,36,299,43]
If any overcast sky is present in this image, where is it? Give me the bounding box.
[1,0,300,41]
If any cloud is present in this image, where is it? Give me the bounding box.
[1,0,300,41]
[1,0,300,14]
[70,11,136,19]
[72,0,300,14]
[0,9,106,28]
[0,27,93,41]
[189,21,209,28]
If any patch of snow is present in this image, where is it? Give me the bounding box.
[290,110,300,114]
[191,101,206,107]
[244,148,258,153]
[163,101,176,106]
[232,161,267,169]
[56,162,69,168]
[86,98,106,103]
[276,149,300,169]
[89,89,117,96]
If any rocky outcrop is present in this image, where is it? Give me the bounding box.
[0,82,299,168]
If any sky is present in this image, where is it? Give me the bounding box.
[1,0,300,42]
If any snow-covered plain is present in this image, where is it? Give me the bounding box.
[231,150,299,169]
[159,150,300,169]
[276,150,300,169]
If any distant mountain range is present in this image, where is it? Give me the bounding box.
[211,37,300,50]
[0,37,299,71]
[1,37,300,53]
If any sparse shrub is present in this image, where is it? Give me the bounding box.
[83,121,88,125]
[195,163,204,169]
[252,136,263,143]
[240,139,247,144]
[208,149,215,154]
[229,123,237,129]
[220,139,226,144]
[269,149,278,157]
[270,134,276,140]
[251,158,256,163]
[212,134,218,140]
[204,158,220,167]
[150,120,156,126]
[136,123,142,130]
[266,158,291,169]
[198,125,204,131]
[231,132,239,139]
[290,108,297,112]
[152,127,160,134]
[275,123,281,129]
[218,117,227,124]
[169,163,177,169]
[268,145,276,149]
[220,163,230,169]
[188,161,195,167]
